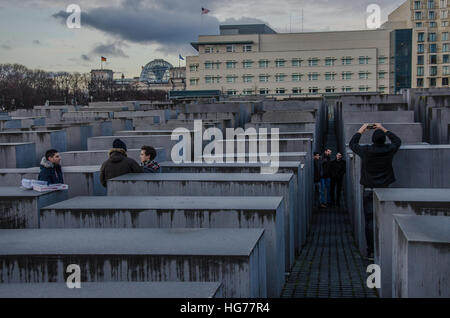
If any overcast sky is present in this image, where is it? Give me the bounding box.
[0,0,405,78]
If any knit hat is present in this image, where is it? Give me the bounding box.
[372,129,386,145]
[112,138,127,151]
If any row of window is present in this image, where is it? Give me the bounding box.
[417,43,450,53]
[417,77,449,87]
[189,56,386,71]
[204,44,253,54]
[223,86,386,95]
[417,32,449,42]
[414,10,449,20]
[415,20,449,27]
[414,0,449,9]
[189,71,387,85]
[417,54,450,64]
[417,65,450,75]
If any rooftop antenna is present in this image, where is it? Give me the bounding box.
[302,8,304,32]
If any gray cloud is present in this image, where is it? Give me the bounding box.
[0,44,12,50]
[80,54,91,61]
[91,41,129,58]
[32,40,40,45]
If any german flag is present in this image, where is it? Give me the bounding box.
[101,56,107,62]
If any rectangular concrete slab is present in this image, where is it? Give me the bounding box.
[373,188,450,298]
[0,228,266,298]
[40,195,284,297]
[107,172,296,272]
[393,215,450,298]
[0,282,223,298]
[344,123,423,144]
[60,148,166,166]
[0,143,36,168]
[0,187,68,228]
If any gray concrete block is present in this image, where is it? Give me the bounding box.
[40,195,284,297]
[0,131,67,165]
[0,166,105,198]
[344,123,422,144]
[251,111,316,123]
[0,282,223,298]
[245,122,316,133]
[0,187,68,228]
[373,188,450,298]
[343,111,414,123]
[60,148,166,166]
[0,143,36,168]
[107,173,296,271]
[158,161,312,250]
[393,215,450,298]
[0,228,266,298]
[88,135,180,152]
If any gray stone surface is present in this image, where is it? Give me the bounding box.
[393,215,450,298]
[0,187,68,228]
[40,195,284,297]
[107,172,296,271]
[344,123,422,144]
[0,143,36,168]
[0,228,266,297]
[342,111,414,123]
[0,131,67,165]
[373,188,450,298]
[0,282,223,298]
[60,148,166,166]
[0,166,105,198]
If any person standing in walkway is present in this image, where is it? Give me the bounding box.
[330,152,346,207]
[349,123,402,259]
[100,139,143,188]
[313,152,322,209]
[320,148,332,208]
[38,149,64,185]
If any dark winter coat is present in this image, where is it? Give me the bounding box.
[38,157,64,185]
[349,131,402,188]
[321,155,332,179]
[314,158,322,182]
[331,158,346,180]
[100,148,143,187]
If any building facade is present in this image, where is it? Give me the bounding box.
[386,0,450,89]
[186,25,392,95]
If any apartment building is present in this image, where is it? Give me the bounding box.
[387,0,450,88]
[186,25,392,95]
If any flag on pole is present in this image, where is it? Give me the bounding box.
[201,7,210,14]
[101,56,107,62]
[179,54,184,60]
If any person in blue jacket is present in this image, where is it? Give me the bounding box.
[38,149,64,185]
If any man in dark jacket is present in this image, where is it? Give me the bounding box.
[38,149,64,185]
[320,148,332,207]
[100,139,143,187]
[349,123,402,259]
[330,152,346,207]
[140,145,161,173]
[313,152,322,209]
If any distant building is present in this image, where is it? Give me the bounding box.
[384,0,450,89]
[90,69,114,81]
[140,59,173,84]
[186,24,392,95]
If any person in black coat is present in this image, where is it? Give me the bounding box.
[313,152,322,208]
[349,123,402,259]
[320,148,332,207]
[38,149,64,185]
[330,152,346,207]
[100,139,143,187]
